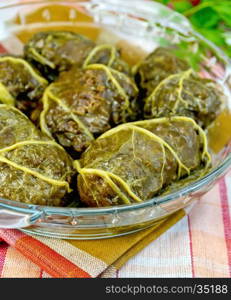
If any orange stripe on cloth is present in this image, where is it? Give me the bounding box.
[0,229,91,278]
[15,235,91,278]
[33,235,108,277]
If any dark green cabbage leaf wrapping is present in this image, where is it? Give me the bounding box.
[82,44,131,75]
[24,31,130,80]
[75,116,211,207]
[135,47,189,97]
[0,104,75,206]
[143,70,223,128]
[39,64,139,154]
[0,56,48,112]
[135,47,223,127]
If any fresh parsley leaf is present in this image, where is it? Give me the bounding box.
[190,7,220,28]
[173,1,193,13]
[213,5,231,27]
[153,0,171,4]
[196,28,226,46]
[152,0,231,57]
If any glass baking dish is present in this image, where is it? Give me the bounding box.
[0,0,230,239]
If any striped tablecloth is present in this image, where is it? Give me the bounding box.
[119,172,231,278]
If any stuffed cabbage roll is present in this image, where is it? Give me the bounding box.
[144,69,223,127]
[24,31,130,80]
[76,116,211,207]
[0,104,74,206]
[135,47,189,97]
[39,64,138,154]
[0,56,48,112]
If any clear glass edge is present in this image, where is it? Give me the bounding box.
[0,0,229,217]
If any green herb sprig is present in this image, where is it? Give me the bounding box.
[153,0,231,57]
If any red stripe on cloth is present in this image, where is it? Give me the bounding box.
[187,215,195,278]
[0,229,26,245]
[219,178,231,277]
[0,229,91,278]
[0,243,8,276]
[16,235,91,278]
[0,44,7,54]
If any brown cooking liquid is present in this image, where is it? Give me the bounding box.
[14,4,148,65]
[12,4,231,154]
[14,4,101,42]
[207,109,231,154]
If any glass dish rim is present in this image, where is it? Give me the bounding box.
[0,0,230,216]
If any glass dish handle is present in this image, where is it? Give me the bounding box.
[0,203,43,228]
